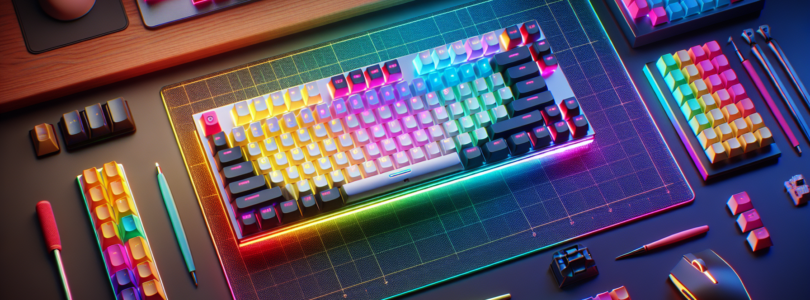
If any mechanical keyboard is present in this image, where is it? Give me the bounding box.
[193,20,595,241]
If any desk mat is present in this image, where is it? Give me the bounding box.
[160,1,694,299]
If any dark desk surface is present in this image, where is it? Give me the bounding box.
[2,0,809,299]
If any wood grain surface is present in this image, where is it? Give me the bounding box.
[0,0,409,113]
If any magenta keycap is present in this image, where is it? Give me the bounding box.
[727,191,753,215]
[720,69,739,87]
[697,60,716,78]
[712,54,730,73]
[650,7,669,26]
[747,227,772,251]
[703,40,722,60]
[736,99,756,118]
[104,244,132,276]
[728,84,748,102]
[412,129,430,146]
[628,0,650,19]
[737,209,763,232]
[330,98,349,118]
[688,45,708,64]
[375,105,394,122]
[704,75,724,94]
[363,143,382,160]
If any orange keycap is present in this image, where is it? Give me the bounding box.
[98,221,122,253]
[113,196,137,219]
[87,185,110,209]
[30,123,60,157]
[92,204,115,229]
[108,180,130,200]
[136,261,158,283]
[140,279,167,300]
[82,168,100,189]
[126,236,153,266]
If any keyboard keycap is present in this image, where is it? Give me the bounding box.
[227,175,268,199]
[482,31,499,55]
[512,76,548,99]
[140,279,167,300]
[216,147,245,170]
[106,98,136,133]
[31,123,60,157]
[487,110,545,140]
[483,138,509,162]
[508,131,532,155]
[365,65,385,88]
[530,126,552,149]
[507,90,554,117]
[560,98,580,119]
[220,161,255,184]
[341,153,463,202]
[568,115,590,138]
[317,188,343,212]
[461,146,485,169]
[279,200,302,223]
[414,50,435,75]
[550,121,570,143]
[499,25,522,52]
[505,61,540,86]
[61,110,89,146]
[328,75,350,98]
[112,269,137,295]
[529,40,552,61]
[85,103,111,138]
[383,60,403,83]
[465,36,484,60]
[449,40,467,64]
[234,187,284,215]
[491,46,532,73]
[347,69,368,92]
[258,205,279,229]
[520,20,541,44]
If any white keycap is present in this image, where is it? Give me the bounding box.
[321,138,338,155]
[417,111,434,128]
[329,170,346,187]
[231,126,248,146]
[447,102,465,120]
[311,123,329,140]
[472,127,489,146]
[428,125,445,141]
[425,92,442,109]
[264,117,282,137]
[312,175,330,193]
[247,142,262,160]
[464,97,481,114]
[272,152,289,169]
[480,92,498,110]
[284,166,301,182]
[348,147,366,165]
[474,111,492,128]
[412,129,430,146]
[497,87,514,106]
[298,107,316,128]
[316,157,332,174]
[401,116,419,133]
[289,148,306,165]
[314,103,331,123]
[270,91,287,115]
[333,152,350,169]
[380,138,398,155]
[425,142,443,159]
[458,116,476,133]
[345,165,363,182]
[360,110,377,127]
[369,125,387,142]
[269,170,285,187]
[296,179,313,196]
[248,121,265,141]
[305,143,322,160]
[392,100,410,118]
[352,128,371,146]
[431,106,449,124]
[295,128,311,145]
[257,156,273,174]
[443,121,460,137]
[376,105,393,122]
[455,133,473,149]
[300,162,317,179]
[376,156,395,173]
[386,120,403,136]
[344,114,361,131]
[409,146,426,163]
[393,151,411,168]
[361,161,379,177]
[490,73,505,90]
[279,133,296,150]
[337,133,355,151]
[396,133,414,150]
[262,137,279,155]
[364,142,382,160]
[282,112,298,132]
[490,105,509,123]
[328,119,345,136]
[441,87,457,104]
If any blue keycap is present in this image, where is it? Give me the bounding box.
[395,81,411,100]
[667,2,685,20]
[448,41,467,65]
[379,85,397,104]
[697,0,715,11]
[427,73,444,92]
[364,89,380,107]
[665,0,679,4]
[442,67,460,87]
[431,46,452,69]
[647,0,664,8]
[716,0,729,6]
[681,0,699,16]
[475,58,493,78]
[410,77,428,96]
[458,64,476,83]
[413,50,435,75]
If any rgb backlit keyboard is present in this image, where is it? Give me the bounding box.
[643,40,780,180]
[77,162,168,300]
[193,20,595,241]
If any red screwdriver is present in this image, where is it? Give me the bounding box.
[36,201,73,300]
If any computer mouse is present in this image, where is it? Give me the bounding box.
[39,0,95,21]
[669,249,751,300]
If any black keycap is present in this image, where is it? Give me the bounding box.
[521,20,541,43]
[238,210,260,235]
[234,187,284,215]
[384,59,402,81]
[210,131,229,153]
[221,161,255,184]
[105,98,135,133]
[348,69,366,86]
[330,74,348,90]
[279,200,302,223]
[300,194,319,218]
[550,121,570,143]
[529,40,552,60]
[542,105,562,124]
[483,138,509,162]
[318,188,343,212]
[490,46,532,73]
[461,146,485,169]
[84,103,110,138]
[512,76,547,99]
[568,115,590,138]
[366,65,384,82]
[508,132,532,155]
[227,175,268,199]
[61,110,89,146]
[216,147,245,169]
[505,62,540,86]
[486,110,545,140]
[560,97,580,119]
[540,54,558,72]
[530,126,552,149]
[258,205,279,230]
[507,91,554,117]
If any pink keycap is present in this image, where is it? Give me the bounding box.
[412,129,430,146]
[392,151,411,168]
[697,60,716,78]
[720,69,739,87]
[359,110,377,128]
[688,45,708,64]
[622,0,634,6]
[352,128,371,146]
[376,156,395,173]
[650,7,668,26]
[428,125,445,141]
[380,138,398,155]
[424,92,442,109]
[736,99,756,118]
[375,105,393,122]
[711,54,730,73]
[401,116,419,133]
[713,89,733,109]
[747,227,772,251]
[363,142,382,160]
[417,111,435,128]
[104,244,131,276]
[627,0,649,19]
[200,111,221,136]
[343,114,361,132]
[737,209,763,232]
[396,134,414,151]
[409,146,427,163]
[407,96,427,114]
[392,101,410,119]
[386,120,403,136]
[330,99,349,118]
[703,74,724,94]
[315,103,332,123]
[727,191,753,215]
[703,40,722,60]
[728,84,748,102]
[348,95,365,114]
[369,125,387,142]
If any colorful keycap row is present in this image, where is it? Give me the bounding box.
[621,0,742,27]
[78,162,167,300]
[582,286,631,300]
[727,191,772,252]
[59,97,136,150]
[194,21,594,239]
[655,40,774,164]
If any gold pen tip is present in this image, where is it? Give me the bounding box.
[797,146,802,154]
[156,163,162,173]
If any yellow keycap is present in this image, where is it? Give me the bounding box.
[697,94,718,112]
[283,166,301,183]
[114,196,137,219]
[103,161,122,183]
[745,113,765,131]
[269,92,288,116]
[277,133,296,152]
[332,152,350,170]
[293,128,312,147]
[297,107,316,129]
[93,204,115,228]
[256,156,273,175]
[141,279,166,300]
[261,137,280,156]
[303,82,322,105]
[681,65,701,84]
[705,142,728,163]
[337,133,355,152]
[250,96,270,120]
[723,138,744,158]
[108,179,130,201]
[706,108,726,128]
[284,183,299,200]
[247,121,265,142]
[730,118,750,136]
[246,142,263,160]
[231,101,253,126]
[722,104,741,123]
[230,126,249,147]
[304,143,323,161]
[674,50,693,69]
[697,128,719,150]
[320,138,338,156]
[738,132,759,152]
[126,236,153,265]
[755,127,774,148]
[284,86,306,111]
[264,117,282,138]
[689,80,709,98]
[315,157,333,174]
[299,162,318,180]
[714,123,733,141]
[272,152,290,170]
[267,170,286,187]
[289,148,306,166]
[310,124,329,142]
[281,112,299,133]
[347,147,366,165]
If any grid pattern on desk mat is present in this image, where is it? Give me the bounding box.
[160,0,693,299]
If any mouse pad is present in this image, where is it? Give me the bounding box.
[11,0,128,54]
[161,0,694,299]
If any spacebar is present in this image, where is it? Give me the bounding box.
[341,153,463,203]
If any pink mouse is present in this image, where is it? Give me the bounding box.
[39,0,95,21]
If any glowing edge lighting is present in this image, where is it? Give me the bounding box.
[240,137,594,247]
[669,274,697,300]
[713,249,753,299]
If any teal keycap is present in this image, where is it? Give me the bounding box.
[119,215,145,242]
[475,58,493,78]
[673,84,695,106]
[697,0,715,11]
[680,99,703,120]
[665,70,687,92]
[473,78,489,96]
[431,46,452,69]
[458,116,476,133]
[463,97,482,115]
[474,111,492,128]
[458,64,476,82]
[489,73,505,90]
[497,87,514,106]
[472,127,489,146]
[427,72,444,92]
[413,50,435,75]
[480,92,498,110]
[489,105,509,123]
[689,113,711,135]
[440,87,457,104]
[716,0,729,6]
[457,82,473,100]
[681,0,699,16]
[667,3,685,20]
[656,54,678,77]
[442,67,460,87]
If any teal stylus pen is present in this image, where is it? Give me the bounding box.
[156,163,198,287]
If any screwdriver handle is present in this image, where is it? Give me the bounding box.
[36,201,62,252]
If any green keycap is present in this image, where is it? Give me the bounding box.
[473,78,489,96]
[673,84,695,106]
[472,127,489,146]
[689,113,711,135]
[489,106,509,123]
[497,87,514,106]
[489,73,505,90]
[463,97,482,115]
[447,102,465,120]
[440,87,457,105]
[656,53,678,77]
[458,116,476,133]
[480,92,498,110]
[119,215,145,242]
[474,111,492,128]
[457,82,473,99]
[455,132,473,149]
[680,99,703,120]
[665,71,687,92]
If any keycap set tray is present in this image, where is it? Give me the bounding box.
[58,97,136,151]
[193,21,595,241]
